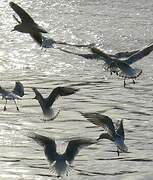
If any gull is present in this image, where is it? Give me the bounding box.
[0,81,24,111]
[81,112,128,156]
[32,86,79,120]
[29,133,95,177]
[59,43,153,86]
[9,2,48,46]
[90,43,153,86]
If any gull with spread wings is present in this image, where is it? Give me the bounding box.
[29,133,95,177]
[59,43,153,86]
[81,112,128,156]
[9,2,48,45]
[90,43,153,86]
[32,86,79,120]
[0,81,24,111]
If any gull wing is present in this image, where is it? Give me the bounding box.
[0,86,9,97]
[58,48,99,59]
[54,41,94,48]
[12,81,24,97]
[116,120,125,139]
[90,47,115,65]
[124,43,153,65]
[30,32,43,46]
[113,50,139,59]
[46,86,79,107]
[97,133,114,141]
[32,87,44,100]
[81,112,116,138]
[29,133,57,164]
[63,138,95,164]
[9,2,35,24]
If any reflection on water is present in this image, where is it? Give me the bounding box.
[0,0,153,179]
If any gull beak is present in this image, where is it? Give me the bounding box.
[11,29,15,32]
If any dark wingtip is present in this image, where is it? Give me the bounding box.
[58,86,79,96]
[9,1,15,8]
[73,88,79,93]
[31,87,36,91]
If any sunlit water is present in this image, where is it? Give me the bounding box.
[0,0,153,179]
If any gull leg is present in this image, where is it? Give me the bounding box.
[123,77,126,87]
[117,148,120,156]
[13,99,19,111]
[4,99,7,111]
[133,79,135,84]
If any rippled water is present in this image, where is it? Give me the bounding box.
[0,0,153,179]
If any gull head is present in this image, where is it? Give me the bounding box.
[11,25,19,32]
[11,24,25,33]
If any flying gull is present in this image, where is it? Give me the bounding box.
[0,81,24,111]
[9,1,48,45]
[32,86,79,120]
[90,43,153,86]
[81,112,128,156]
[29,133,95,177]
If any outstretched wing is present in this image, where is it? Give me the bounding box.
[29,133,57,164]
[90,47,115,65]
[58,48,99,59]
[113,50,139,59]
[124,43,153,65]
[81,112,116,138]
[63,138,95,164]
[9,2,35,24]
[30,32,43,46]
[12,81,24,97]
[46,86,79,107]
[116,120,125,139]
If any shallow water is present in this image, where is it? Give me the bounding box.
[0,0,153,179]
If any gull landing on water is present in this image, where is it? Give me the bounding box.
[0,81,24,111]
[81,112,128,156]
[9,2,48,46]
[32,86,79,121]
[29,133,95,177]
[90,43,153,86]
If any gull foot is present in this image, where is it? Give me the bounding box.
[117,151,120,156]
